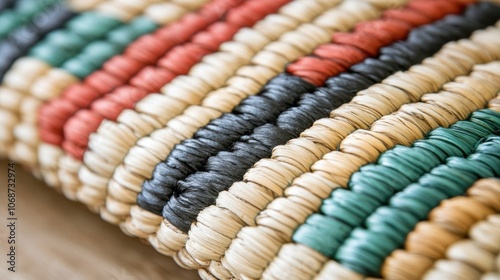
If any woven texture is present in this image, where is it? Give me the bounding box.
[1,0,500,279]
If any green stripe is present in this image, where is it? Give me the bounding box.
[293,109,500,273]
[0,0,61,40]
[335,135,500,276]
[29,12,123,67]
[62,16,158,78]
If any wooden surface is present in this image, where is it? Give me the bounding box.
[0,160,199,280]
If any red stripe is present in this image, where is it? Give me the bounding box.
[287,0,475,86]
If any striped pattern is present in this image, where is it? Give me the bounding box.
[1,1,500,279]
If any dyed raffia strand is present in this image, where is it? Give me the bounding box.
[333,136,500,277]
[287,0,467,86]
[252,62,498,280]
[38,14,162,137]
[60,16,159,79]
[62,0,290,208]
[317,178,500,280]
[29,12,122,68]
[81,0,352,220]
[270,134,498,279]
[108,0,406,247]
[174,11,500,278]
[0,2,75,81]
[133,0,291,90]
[154,0,486,234]
[140,75,314,215]
[0,0,61,40]
[138,0,456,221]
[382,179,500,280]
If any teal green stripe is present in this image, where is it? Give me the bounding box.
[15,0,60,17]
[62,16,158,78]
[335,135,500,276]
[0,0,60,40]
[292,109,500,273]
[29,12,123,67]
